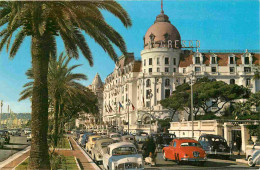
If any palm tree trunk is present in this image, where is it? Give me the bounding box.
[29,35,51,169]
[54,98,59,147]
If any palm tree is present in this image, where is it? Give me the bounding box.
[0,2,131,169]
[20,53,92,147]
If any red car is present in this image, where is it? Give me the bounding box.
[162,138,207,165]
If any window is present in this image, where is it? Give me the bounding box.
[157,68,160,72]
[230,57,235,64]
[165,79,170,86]
[183,79,186,83]
[195,57,200,64]
[230,67,235,73]
[157,58,160,65]
[244,67,251,73]
[245,57,250,64]
[211,67,216,73]
[165,57,169,65]
[211,56,217,64]
[246,78,251,87]
[144,59,146,66]
[173,58,176,65]
[183,68,186,73]
[165,89,170,98]
[149,68,152,73]
[146,90,150,99]
[146,79,151,87]
[230,79,235,84]
[173,68,176,72]
[173,142,177,147]
[165,67,169,72]
[146,101,150,107]
[195,67,201,73]
[149,58,152,65]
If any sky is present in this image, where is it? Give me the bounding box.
[0,0,259,113]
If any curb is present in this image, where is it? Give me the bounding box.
[0,146,31,169]
[71,137,100,170]
[74,156,81,170]
[12,156,29,170]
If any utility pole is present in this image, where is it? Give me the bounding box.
[190,71,195,139]
[149,90,153,135]
[126,99,131,135]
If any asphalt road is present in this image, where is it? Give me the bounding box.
[0,133,30,162]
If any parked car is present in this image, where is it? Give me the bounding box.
[155,133,176,149]
[10,129,21,136]
[92,138,114,164]
[198,134,232,158]
[135,135,149,151]
[0,130,10,144]
[24,129,31,135]
[86,135,101,153]
[103,142,144,170]
[122,135,135,143]
[247,149,260,167]
[162,138,207,165]
[27,133,32,142]
[80,132,95,147]
[108,133,122,142]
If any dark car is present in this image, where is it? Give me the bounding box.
[80,132,94,148]
[154,133,176,149]
[198,134,232,158]
[0,130,10,144]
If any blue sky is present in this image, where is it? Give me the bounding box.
[0,0,259,113]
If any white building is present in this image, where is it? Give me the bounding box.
[102,9,260,134]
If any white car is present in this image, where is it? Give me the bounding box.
[24,129,31,135]
[103,142,144,170]
[109,133,122,142]
[27,133,32,142]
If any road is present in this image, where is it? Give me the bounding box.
[0,133,30,162]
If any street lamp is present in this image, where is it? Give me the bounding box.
[126,99,131,135]
[149,89,153,135]
[114,102,119,132]
[189,71,196,139]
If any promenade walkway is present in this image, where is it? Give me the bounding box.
[1,137,99,170]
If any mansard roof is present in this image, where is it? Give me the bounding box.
[179,51,260,67]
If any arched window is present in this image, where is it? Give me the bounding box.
[146,79,151,87]
[165,79,170,86]
[230,79,235,85]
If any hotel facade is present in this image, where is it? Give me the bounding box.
[94,9,259,134]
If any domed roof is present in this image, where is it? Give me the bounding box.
[144,12,181,49]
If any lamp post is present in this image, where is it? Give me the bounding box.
[126,99,131,135]
[190,71,195,139]
[114,102,118,132]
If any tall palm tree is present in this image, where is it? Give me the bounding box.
[0,2,131,169]
[20,53,91,147]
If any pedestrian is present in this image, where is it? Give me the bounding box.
[142,136,157,166]
[235,134,242,155]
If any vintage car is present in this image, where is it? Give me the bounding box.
[85,135,101,153]
[103,142,144,170]
[92,138,114,164]
[247,149,260,167]
[163,138,207,165]
[27,133,32,142]
[122,135,135,143]
[0,130,10,144]
[154,133,176,149]
[24,129,31,135]
[79,132,94,147]
[109,133,122,142]
[198,134,232,158]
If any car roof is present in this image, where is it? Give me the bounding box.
[173,138,199,143]
[95,138,114,145]
[108,142,135,150]
[200,134,224,138]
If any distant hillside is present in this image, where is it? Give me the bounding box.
[0,113,31,120]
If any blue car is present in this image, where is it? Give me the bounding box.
[80,132,94,147]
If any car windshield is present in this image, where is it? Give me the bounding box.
[112,147,137,156]
[111,134,121,138]
[101,142,112,148]
[180,142,201,147]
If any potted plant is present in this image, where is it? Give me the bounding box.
[248,125,259,144]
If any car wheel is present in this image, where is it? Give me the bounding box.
[163,152,168,161]
[248,156,255,167]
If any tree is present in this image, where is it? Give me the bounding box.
[1,2,131,169]
[20,53,93,147]
[161,78,250,120]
